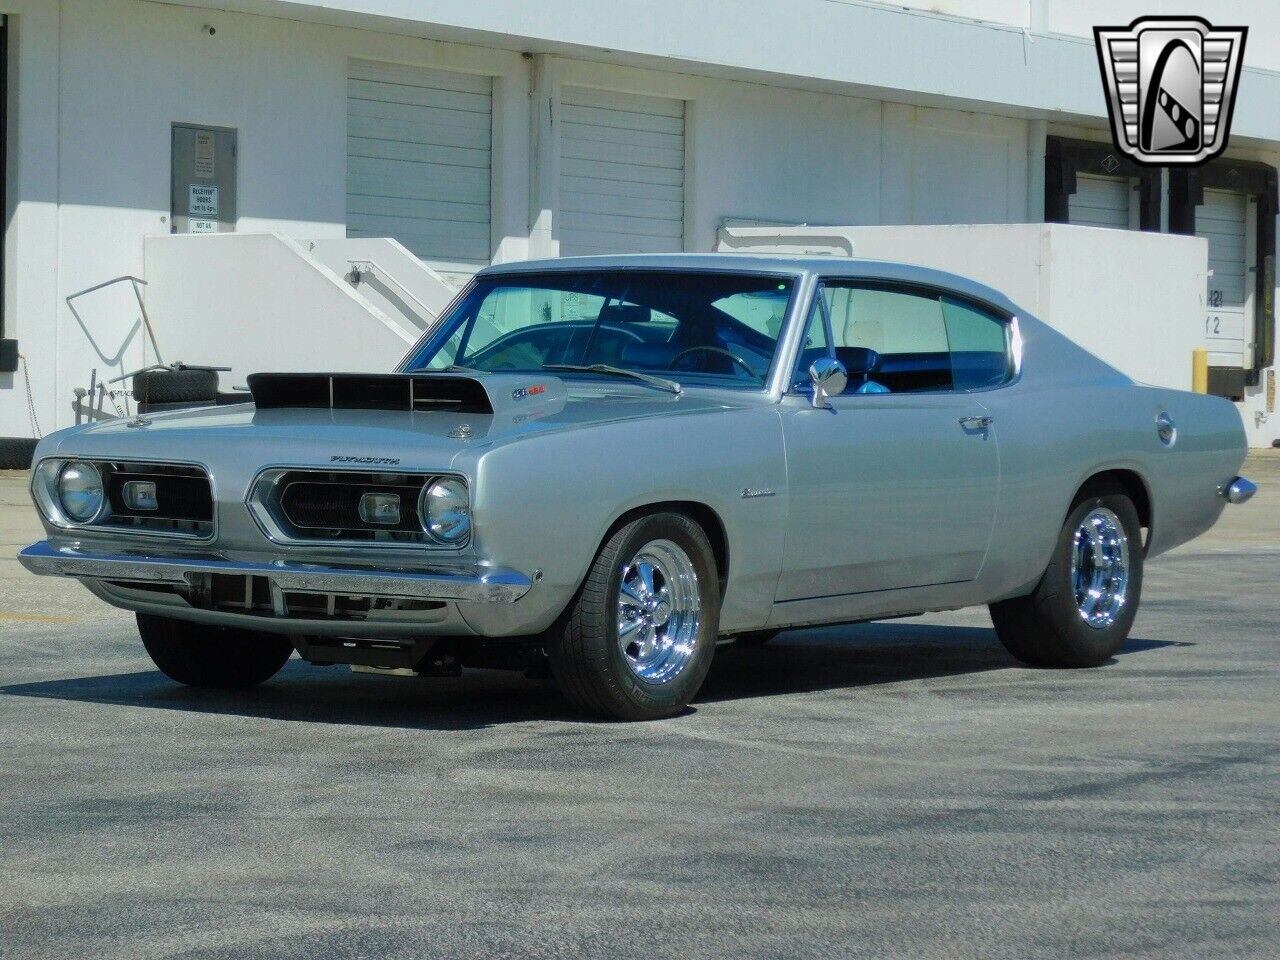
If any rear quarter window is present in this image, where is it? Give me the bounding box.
[941,297,1013,390]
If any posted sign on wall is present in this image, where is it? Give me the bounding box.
[189,185,219,217]
[171,123,236,234]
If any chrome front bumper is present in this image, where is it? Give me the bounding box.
[17,541,532,603]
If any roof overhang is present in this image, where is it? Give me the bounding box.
[155,0,1280,145]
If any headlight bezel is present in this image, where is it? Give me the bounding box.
[245,467,472,550]
[31,457,217,540]
[419,476,472,545]
[31,458,110,529]
[58,460,107,523]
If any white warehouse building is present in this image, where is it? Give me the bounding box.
[1,0,1279,450]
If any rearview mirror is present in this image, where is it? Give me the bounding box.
[808,356,847,409]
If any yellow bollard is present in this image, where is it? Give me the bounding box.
[1192,348,1209,394]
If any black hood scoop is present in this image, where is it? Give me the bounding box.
[247,373,494,414]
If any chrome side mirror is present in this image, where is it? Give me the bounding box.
[808,356,847,409]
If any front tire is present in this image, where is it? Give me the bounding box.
[137,614,294,688]
[990,481,1143,667]
[547,512,720,721]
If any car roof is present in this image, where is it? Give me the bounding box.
[476,253,1022,317]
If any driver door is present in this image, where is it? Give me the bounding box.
[776,282,1003,601]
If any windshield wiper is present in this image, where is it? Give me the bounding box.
[542,363,682,395]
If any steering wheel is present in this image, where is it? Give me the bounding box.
[669,345,761,380]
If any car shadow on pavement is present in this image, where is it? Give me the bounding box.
[0,661,575,730]
[0,624,1188,728]
[700,623,1188,704]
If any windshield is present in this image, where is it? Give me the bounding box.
[403,270,796,388]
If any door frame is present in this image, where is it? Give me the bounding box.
[1045,136,1162,231]
[1170,159,1278,397]
[773,278,1012,607]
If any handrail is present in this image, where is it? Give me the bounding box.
[64,275,162,362]
[346,259,440,329]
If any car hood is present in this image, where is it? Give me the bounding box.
[41,382,747,472]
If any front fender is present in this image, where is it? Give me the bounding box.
[466,405,788,634]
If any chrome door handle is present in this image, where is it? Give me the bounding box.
[959,415,993,429]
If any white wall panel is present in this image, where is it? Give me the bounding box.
[879,103,1029,226]
[1198,188,1253,368]
[1068,174,1134,230]
[347,59,492,273]
[559,86,684,256]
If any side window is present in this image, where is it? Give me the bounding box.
[941,297,1013,390]
[797,283,1013,394]
[829,287,947,354]
[825,283,951,393]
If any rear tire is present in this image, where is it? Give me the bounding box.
[548,512,720,721]
[990,481,1143,668]
[137,613,294,688]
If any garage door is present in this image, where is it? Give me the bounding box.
[560,87,685,256]
[1198,188,1255,368]
[346,60,492,275]
[1068,173,1136,229]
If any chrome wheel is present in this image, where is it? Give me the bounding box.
[616,538,701,684]
[1071,507,1130,630]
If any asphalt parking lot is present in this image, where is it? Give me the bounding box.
[2,456,1278,960]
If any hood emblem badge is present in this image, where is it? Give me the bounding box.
[126,415,153,429]
[448,423,474,439]
[329,455,400,466]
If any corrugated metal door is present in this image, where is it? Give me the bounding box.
[1198,188,1255,368]
[559,87,685,256]
[346,60,492,276]
[1067,173,1136,229]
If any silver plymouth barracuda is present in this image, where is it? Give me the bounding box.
[19,255,1256,720]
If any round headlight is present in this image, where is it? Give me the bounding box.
[58,461,105,522]
[420,478,470,543]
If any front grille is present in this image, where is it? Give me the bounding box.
[250,469,465,546]
[210,573,275,613]
[111,573,448,622]
[96,462,214,538]
[281,480,424,535]
[107,471,213,522]
[193,573,445,620]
